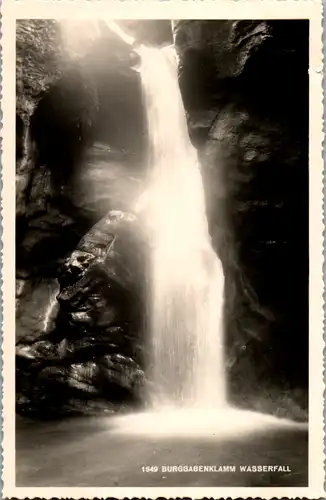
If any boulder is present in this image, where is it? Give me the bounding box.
[16,210,147,416]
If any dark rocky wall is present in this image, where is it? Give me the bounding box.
[16,20,149,416]
[174,20,309,417]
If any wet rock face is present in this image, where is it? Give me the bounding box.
[16,20,151,417]
[174,20,271,103]
[174,20,308,145]
[16,211,147,416]
[174,20,309,406]
[56,210,146,339]
[16,20,148,277]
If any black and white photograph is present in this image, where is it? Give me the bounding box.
[9,11,322,494]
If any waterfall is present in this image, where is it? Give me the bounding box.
[139,45,226,409]
[42,285,59,333]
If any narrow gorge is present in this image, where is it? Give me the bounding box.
[16,20,308,422]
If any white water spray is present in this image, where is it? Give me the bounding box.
[138,45,226,409]
[101,30,308,438]
[42,285,59,333]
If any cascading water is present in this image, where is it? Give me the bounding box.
[138,45,226,410]
[103,28,307,439]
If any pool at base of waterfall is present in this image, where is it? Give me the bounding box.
[16,410,308,487]
[110,406,308,439]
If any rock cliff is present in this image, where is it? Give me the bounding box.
[174,20,308,417]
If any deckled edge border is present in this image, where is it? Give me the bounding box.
[322,0,325,493]
[1,0,4,497]
[0,1,324,499]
